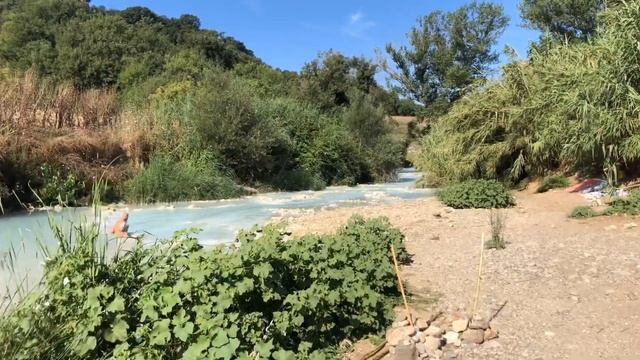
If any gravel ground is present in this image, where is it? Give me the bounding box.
[284,190,640,360]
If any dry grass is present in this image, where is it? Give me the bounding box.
[0,70,118,130]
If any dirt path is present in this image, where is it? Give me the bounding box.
[284,190,640,360]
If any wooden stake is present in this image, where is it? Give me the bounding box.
[472,233,485,316]
[390,244,414,328]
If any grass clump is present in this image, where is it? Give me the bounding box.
[570,206,598,219]
[0,215,408,359]
[601,191,640,216]
[536,175,570,193]
[124,152,241,203]
[438,179,515,209]
[486,209,507,250]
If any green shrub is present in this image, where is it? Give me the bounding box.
[37,164,84,206]
[438,179,515,209]
[601,191,640,216]
[0,215,407,359]
[125,152,240,203]
[536,175,570,193]
[570,205,598,219]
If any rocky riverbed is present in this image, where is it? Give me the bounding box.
[285,189,640,360]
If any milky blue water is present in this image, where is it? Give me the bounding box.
[0,168,431,290]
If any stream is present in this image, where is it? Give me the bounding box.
[0,168,431,293]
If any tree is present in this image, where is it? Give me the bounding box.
[519,0,607,41]
[384,1,508,114]
[299,51,378,111]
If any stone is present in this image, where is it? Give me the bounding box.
[624,222,638,229]
[387,326,417,346]
[461,329,484,344]
[434,349,444,358]
[469,316,490,330]
[451,318,469,332]
[424,336,442,353]
[393,320,410,328]
[393,342,416,360]
[443,331,461,347]
[413,331,426,343]
[415,342,427,355]
[416,318,430,330]
[424,325,445,337]
[484,327,499,341]
[442,350,459,359]
[444,207,454,213]
[429,234,440,241]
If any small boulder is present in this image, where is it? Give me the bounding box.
[415,342,427,355]
[424,336,442,353]
[387,326,416,346]
[416,318,429,331]
[469,316,490,330]
[393,320,410,328]
[424,325,444,337]
[443,331,461,347]
[393,342,416,360]
[461,329,484,344]
[451,318,469,332]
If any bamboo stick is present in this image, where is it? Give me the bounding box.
[472,233,485,316]
[390,244,414,328]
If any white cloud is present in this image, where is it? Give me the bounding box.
[344,11,375,40]
[350,11,363,24]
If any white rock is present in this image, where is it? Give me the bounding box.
[424,336,442,352]
[443,331,461,347]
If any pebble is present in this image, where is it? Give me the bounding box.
[415,342,427,355]
[393,320,410,328]
[451,318,469,332]
[624,222,638,229]
[484,327,499,341]
[544,331,556,337]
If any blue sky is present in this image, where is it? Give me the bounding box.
[92,0,539,73]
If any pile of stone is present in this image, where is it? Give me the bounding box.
[386,310,498,360]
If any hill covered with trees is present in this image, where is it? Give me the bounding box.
[0,0,420,212]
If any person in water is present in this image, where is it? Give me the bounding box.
[111,211,138,239]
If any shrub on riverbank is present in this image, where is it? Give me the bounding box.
[438,179,515,209]
[536,175,570,193]
[0,216,408,359]
[417,1,640,186]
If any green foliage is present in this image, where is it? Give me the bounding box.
[385,1,509,111]
[418,1,640,186]
[536,175,570,193]
[519,0,606,41]
[438,179,515,209]
[299,51,378,112]
[570,205,598,218]
[0,1,255,87]
[124,152,240,203]
[602,191,640,216]
[37,164,83,206]
[0,216,408,359]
